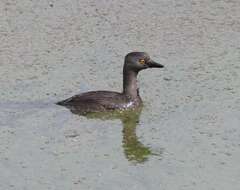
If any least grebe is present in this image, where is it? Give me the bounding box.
[56,52,164,113]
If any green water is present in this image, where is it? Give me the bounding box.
[64,105,161,164]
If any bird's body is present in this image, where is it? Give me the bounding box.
[57,90,142,112]
[56,52,164,114]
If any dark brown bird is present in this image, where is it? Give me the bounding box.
[56,52,164,113]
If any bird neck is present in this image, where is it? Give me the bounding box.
[123,67,139,99]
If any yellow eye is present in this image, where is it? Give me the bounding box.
[139,59,145,65]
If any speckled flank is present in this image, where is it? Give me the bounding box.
[1,0,240,190]
[124,101,134,109]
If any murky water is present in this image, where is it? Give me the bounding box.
[1,0,240,189]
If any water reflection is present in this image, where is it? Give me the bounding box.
[63,105,159,164]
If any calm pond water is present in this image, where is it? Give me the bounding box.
[1,0,240,190]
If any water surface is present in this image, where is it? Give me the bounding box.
[1,0,240,189]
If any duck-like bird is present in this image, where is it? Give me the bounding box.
[56,52,164,113]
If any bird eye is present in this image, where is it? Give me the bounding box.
[139,59,145,65]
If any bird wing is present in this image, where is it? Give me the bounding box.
[57,91,124,110]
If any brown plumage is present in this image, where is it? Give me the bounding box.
[56,52,164,113]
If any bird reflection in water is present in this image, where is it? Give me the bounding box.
[63,105,162,164]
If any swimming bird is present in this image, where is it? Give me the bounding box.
[56,52,164,113]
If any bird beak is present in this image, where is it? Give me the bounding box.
[148,60,164,68]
